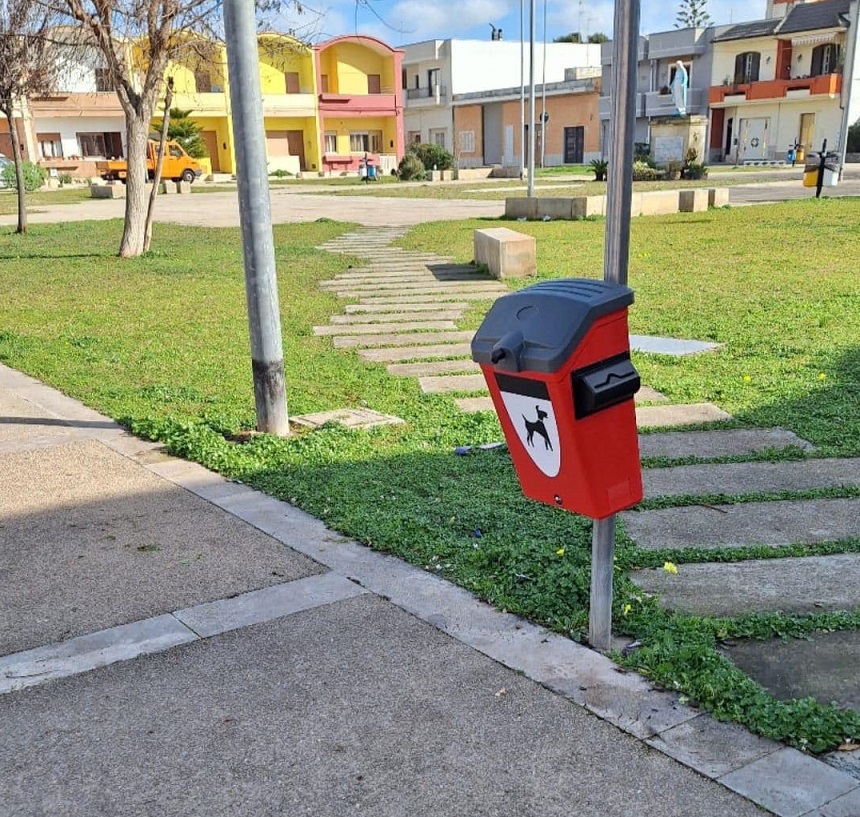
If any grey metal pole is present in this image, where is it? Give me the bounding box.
[223,0,289,436]
[520,0,525,179]
[527,0,536,196]
[589,0,640,652]
[837,0,858,181]
[540,0,547,169]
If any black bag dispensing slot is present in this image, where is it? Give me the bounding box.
[572,352,641,419]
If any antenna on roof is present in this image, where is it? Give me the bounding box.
[490,23,503,40]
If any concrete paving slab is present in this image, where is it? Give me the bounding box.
[823,748,860,783]
[721,630,860,711]
[719,748,857,817]
[330,284,506,298]
[0,390,77,444]
[333,330,475,349]
[455,396,495,412]
[314,320,458,335]
[419,374,487,393]
[290,408,404,430]
[802,788,860,817]
[387,359,481,377]
[358,292,500,303]
[643,457,860,499]
[331,310,465,324]
[635,403,733,427]
[361,343,474,363]
[639,428,815,460]
[0,440,321,655]
[646,715,780,778]
[630,554,860,616]
[630,334,722,356]
[0,595,767,817]
[622,498,860,550]
[345,302,470,313]
[637,386,668,402]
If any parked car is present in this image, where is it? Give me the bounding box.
[96,139,203,184]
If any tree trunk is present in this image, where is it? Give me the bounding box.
[6,112,27,235]
[119,114,151,258]
[143,79,174,254]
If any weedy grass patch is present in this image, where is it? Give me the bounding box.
[0,186,91,216]
[1,199,859,751]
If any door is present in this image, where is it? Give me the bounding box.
[799,113,815,153]
[286,131,306,169]
[202,131,220,171]
[739,117,768,160]
[563,126,584,164]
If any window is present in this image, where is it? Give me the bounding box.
[407,130,421,144]
[37,133,63,159]
[669,61,691,86]
[169,144,184,158]
[349,131,383,152]
[427,68,440,89]
[810,43,840,76]
[194,71,212,93]
[94,67,114,92]
[320,74,329,92]
[401,68,407,89]
[431,130,445,148]
[77,132,122,158]
[367,74,381,94]
[285,72,300,93]
[324,132,337,153]
[459,130,475,153]
[733,51,760,84]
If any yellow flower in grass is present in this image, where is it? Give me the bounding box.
[743,375,752,383]
[662,561,678,575]
[818,372,827,382]
[623,603,632,616]
[556,547,565,556]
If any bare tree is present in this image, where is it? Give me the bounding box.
[45,1,287,258]
[0,0,58,235]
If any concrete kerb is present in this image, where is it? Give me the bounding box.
[1,362,857,817]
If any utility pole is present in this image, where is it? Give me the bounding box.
[589,0,640,652]
[520,0,525,179]
[223,0,290,435]
[540,0,547,169]
[528,0,536,195]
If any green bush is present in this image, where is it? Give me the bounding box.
[407,142,453,171]
[1,160,46,192]
[589,158,607,181]
[398,152,426,181]
[632,160,663,181]
[58,172,74,186]
[848,119,860,153]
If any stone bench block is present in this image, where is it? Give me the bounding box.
[160,180,177,194]
[474,227,536,279]
[535,198,574,220]
[708,187,730,207]
[504,197,537,220]
[571,195,606,219]
[640,190,681,215]
[90,183,125,199]
[178,181,192,194]
[679,189,709,212]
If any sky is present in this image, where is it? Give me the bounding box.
[277,0,767,46]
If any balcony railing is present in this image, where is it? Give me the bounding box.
[644,87,706,117]
[406,85,447,100]
[709,73,841,104]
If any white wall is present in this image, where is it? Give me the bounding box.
[450,41,601,95]
[53,46,106,93]
[403,107,451,145]
[33,117,126,159]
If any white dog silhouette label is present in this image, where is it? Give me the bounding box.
[495,374,561,477]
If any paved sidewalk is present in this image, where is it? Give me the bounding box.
[6,364,860,816]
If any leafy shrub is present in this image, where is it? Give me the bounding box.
[398,152,426,181]
[165,108,207,158]
[1,160,46,192]
[269,169,293,178]
[58,172,74,186]
[848,119,860,153]
[684,162,709,180]
[589,158,607,181]
[632,160,663,181]
[407,142,453,171]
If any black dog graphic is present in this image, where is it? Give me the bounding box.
[523,405,553,451]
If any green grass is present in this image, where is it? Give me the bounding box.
[0,186,91,216]
[1,199,859,751]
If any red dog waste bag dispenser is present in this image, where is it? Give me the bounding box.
[471,279,643,519]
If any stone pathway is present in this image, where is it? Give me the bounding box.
[317,226,860,755]
[316,227,729,428]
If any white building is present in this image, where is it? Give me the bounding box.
[400,38,601,153]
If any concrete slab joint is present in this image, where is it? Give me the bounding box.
[473,227,536,279]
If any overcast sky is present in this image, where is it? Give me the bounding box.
[279,0,764,45]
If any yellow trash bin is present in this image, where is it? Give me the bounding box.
[802,157,820,187]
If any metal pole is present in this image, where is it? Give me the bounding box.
[520,0,525,179]
[223,0,289,435]
[837,0,858,181]
[527,0,536,196]
[540,0,547,169]
[589,0,640,652]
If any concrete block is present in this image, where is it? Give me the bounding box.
[160,180,177,194]
[535,198,574,220]
[641,190,681,215]
[708,187,730,207]
[474,227,536,279]
[571,195,606,219]
[679,188,709,212]
[629,192,644,217]
[90,184,125,199]
[177,181,192,194]
[504,196,537,220]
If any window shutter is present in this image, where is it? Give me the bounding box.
[750,52,760,81]
[810,45,824,76]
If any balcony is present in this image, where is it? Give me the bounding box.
[599,93,646,120]
[29,92,123,117]
[644,87,706,117]
[708,73,841,105]
[171,91,229,115]
[318,92,397,113]
[647,28,708,60]
[405,85,447,104]
[261,93,316,117]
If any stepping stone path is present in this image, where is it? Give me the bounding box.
[316,227,729,428]
[319,227,860,727]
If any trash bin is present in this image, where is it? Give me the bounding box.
[803,151,840,187]
[358,162,367,180]
[823,151,840,187]
[367,163,377,181]
[803,155,820,187]
[471,279,642,519]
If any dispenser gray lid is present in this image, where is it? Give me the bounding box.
[471,278,634,373]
